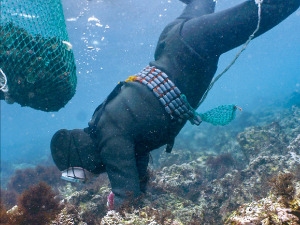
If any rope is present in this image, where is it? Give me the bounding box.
[180,94,202,125]
[197,0,263,108]
[0,68,9,92]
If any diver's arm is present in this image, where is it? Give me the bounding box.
[100,136,141,209]
[135,152,150,193]
[181,0,300,57]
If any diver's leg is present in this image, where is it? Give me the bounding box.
[178,0,216,19]
[181,0,300,57]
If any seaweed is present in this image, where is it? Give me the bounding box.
[1,182,61,225]
[205,152,236,180]
[0,189,18,209]
[269,172,295,203]
[6,165,62,194]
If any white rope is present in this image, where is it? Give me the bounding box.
[0,68,9,92]
[197,0,263,108]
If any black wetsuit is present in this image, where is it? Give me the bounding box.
[84,0,300,208]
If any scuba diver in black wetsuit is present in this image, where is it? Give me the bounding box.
[50,0,300,210]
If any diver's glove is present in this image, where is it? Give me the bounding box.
[107,192,115,210]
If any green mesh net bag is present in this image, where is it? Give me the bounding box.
[0,0,77,111]
[199,104,239,126]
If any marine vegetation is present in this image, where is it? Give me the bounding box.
[270,172,296,202]
[1,165,63,209]
[6,165,63,194]
[0,182,61,225]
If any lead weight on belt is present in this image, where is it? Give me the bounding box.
[161,73,168,79]
[163,95,170,103]
[150,81,157,88]
[167,79,175,87]
[157,75,164,82]
[153,78,160,85]
[171,100,179,108]
[147,83,154,89]
[156,86,163,94]
[178,107,184,113]
[182,105,189,112]
[153,90,160,98]
[174,87,181,95]
[168,102,176,110]
[175,98,182,105]
[166,92,173,100]
[174,109,181,116]
[159,97,167,105]
[164,81,171,89]
[160,84,167,92]
[141,79,148,85]
[170,90,178,98]
[165,106,172,114]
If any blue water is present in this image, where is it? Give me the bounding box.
[1,0,299,170]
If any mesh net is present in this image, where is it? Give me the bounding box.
[200,104,237,126]
[0,0,77,112]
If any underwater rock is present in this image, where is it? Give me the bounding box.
[157,149,203,168]
[287,134,300,154]
[152,159,204,197]
[100,206,186,225]
[100,209,161,225]
[100,210,124,225]
[51,204,87,225]
[279,106,300,141]
[237,122,288,162]
[55,175,111,223]
[224,192,300,224]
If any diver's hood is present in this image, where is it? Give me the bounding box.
[50,129,104,175]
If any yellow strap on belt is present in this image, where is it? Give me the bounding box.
[125,75,138,82]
